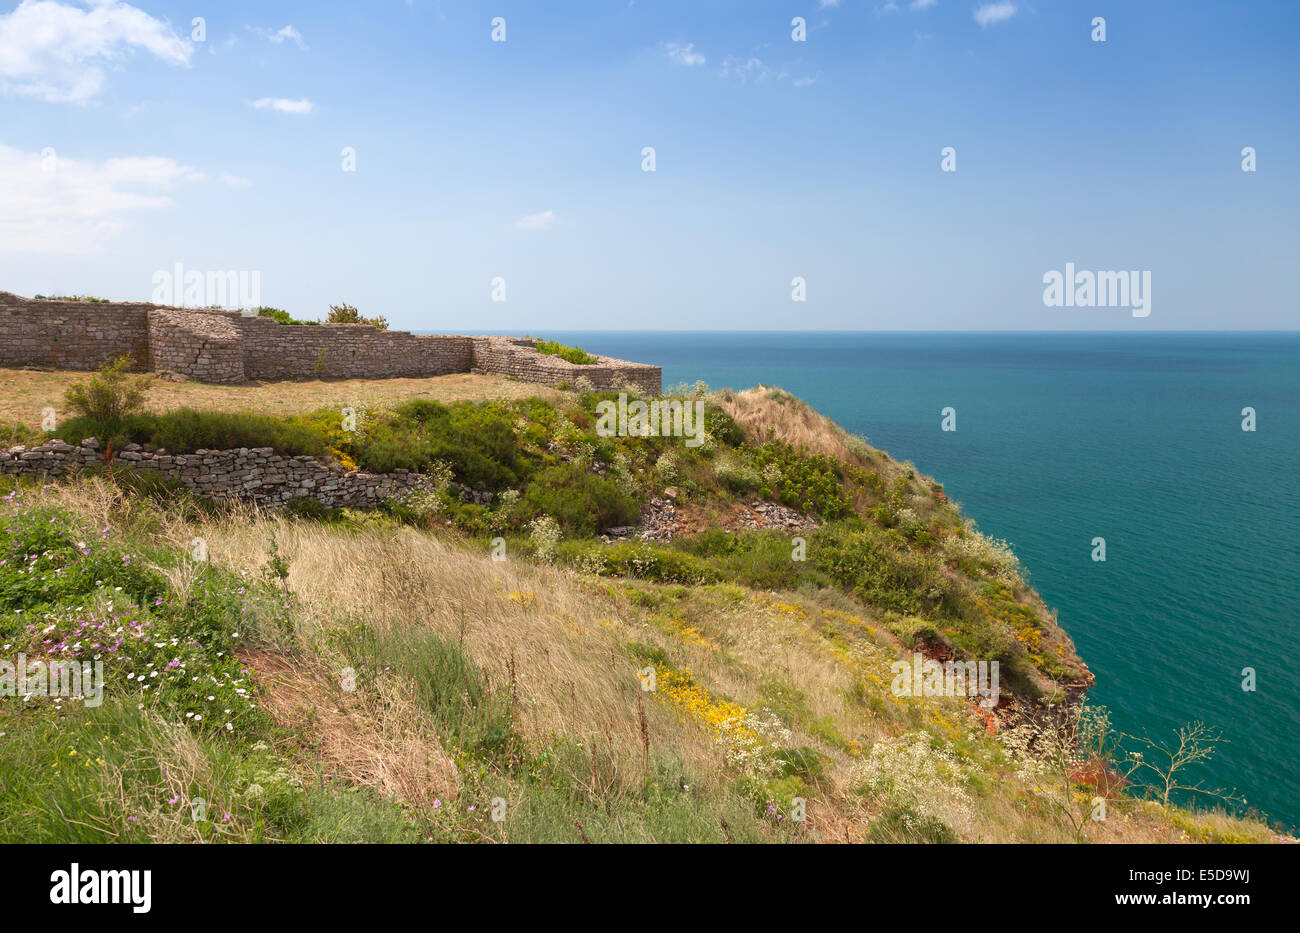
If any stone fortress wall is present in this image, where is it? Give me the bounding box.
[0,292,661,394]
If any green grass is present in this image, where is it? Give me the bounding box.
[533,339,599,365]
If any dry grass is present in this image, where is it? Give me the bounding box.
[0,367,564,427]
[713,385,883,470]
[242,649,461,808]
[178,510,719,786]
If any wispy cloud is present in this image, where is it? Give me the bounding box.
[249,24,307,50]
[249,97,313,114]
[720,56,818,89]
[0,0,191,104]
[912,0,939,9]
[974,2,1017,27]
[664,41,705,67]
[515,210,555,231]
[0,143,202,253]
[220,173,251,188]
[818,0,841,8]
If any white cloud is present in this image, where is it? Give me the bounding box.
[249,24,307,50]
[664,41,705,67]
[249,97,313,114]
[974,2,1017,27]
[220,172,251,188]
[912,0,938,9]
[0,0,191,104]
[719,56,817,89]
[818,0,841,8]
[721,56,772,82]
[0,143,202,253]
[515,210,555,231]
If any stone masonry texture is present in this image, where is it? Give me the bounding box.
[0,292,661,394]
[2,438,430,510]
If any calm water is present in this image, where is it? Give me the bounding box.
[536,331,1300,829]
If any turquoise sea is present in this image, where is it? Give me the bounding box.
[535,331,1300,830]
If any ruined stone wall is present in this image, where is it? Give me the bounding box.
[1,438,427,510]
[0,294,151,370]
[0,292,662,394]
[469,336,662,394]
[236,315,474,381]
[148,308,245,383]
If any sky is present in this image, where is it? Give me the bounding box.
[0,0,1296,331]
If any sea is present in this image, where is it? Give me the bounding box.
[528,330,1300,830]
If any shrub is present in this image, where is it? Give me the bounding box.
[751,442,851,519]
[811,524,945,616]
[62,356,151,423]
[357,400,527,488]
[706,409,746,448]
[713,453,763,494]
[534,339,598,365]
[527,515,562,561]
[255,307,318,325]
[325,302,388,330]
[522,463,638,534]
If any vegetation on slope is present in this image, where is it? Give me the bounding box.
[0,364,1281,843]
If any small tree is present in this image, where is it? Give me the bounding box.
[325,302,388,330]
[63,355,151,423]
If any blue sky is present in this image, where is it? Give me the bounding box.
[1,0,1296,331]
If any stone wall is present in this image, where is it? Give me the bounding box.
[0,292,661,394]
[148,308,246,383]
[1,437,427,510]
[469,337,662,395]
[0,293,152,371]
[237,316,475,381]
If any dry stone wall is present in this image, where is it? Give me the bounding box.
[1,438,428,510]
[0,293,151,371]
[148,308,245,383]
[0,292,661,394]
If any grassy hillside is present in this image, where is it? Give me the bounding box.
[0,377,1282,843]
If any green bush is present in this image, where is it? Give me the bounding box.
[751,442,851,519]
[811,524,944,616]
[356,400,527,488]
[255,306,318,325]
[62,355,151,424]
[706,409,747,448]
[326,302,388,330]
[522,463,638,534]
[534,339,598,365]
